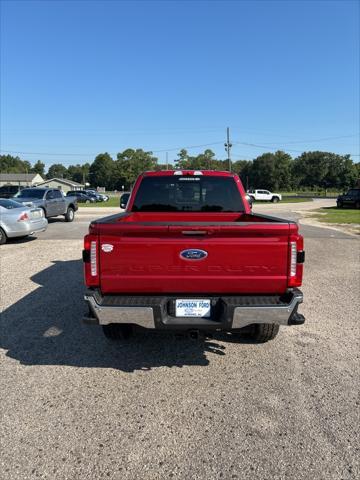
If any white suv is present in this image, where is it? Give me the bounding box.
[247,189,282,203]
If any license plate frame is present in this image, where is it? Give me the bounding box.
[175,299,211,318]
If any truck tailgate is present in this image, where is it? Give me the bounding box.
[95,218,291,294]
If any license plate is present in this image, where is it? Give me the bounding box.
[31,210,41,219]
[175,299,211,318]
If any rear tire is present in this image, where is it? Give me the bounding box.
[0,227,7,245]
[271,196,279,203]
[337,201,343,208]
[232,323,279,343]
[355,201,360,209]
[247,323,280,342]
[102,324,133,340]
[64,207,75,222]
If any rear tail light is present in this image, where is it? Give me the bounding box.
[288,234,304,287]
[83,234,99,287]
[17,212,29,222]
[290,242,297,277]
[90,241,97,276]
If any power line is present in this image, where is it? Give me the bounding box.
[233,141,303,153]
[252,134,358,146]
[232,141,360,156]
[3,126,357,139]
[0,142,224,157]
[151,142,224,153]
[0,150,91,157]
[1,140,359,158]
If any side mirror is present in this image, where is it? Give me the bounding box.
[245,194,253,209]
[120,194,130,209]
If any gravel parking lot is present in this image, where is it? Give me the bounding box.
[1,202,359,480]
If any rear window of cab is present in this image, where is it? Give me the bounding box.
[132,176,244,212]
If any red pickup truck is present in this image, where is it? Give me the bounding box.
[83,170,305,342]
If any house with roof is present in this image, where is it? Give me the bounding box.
[36,177,85,193]
[0,173,44,187]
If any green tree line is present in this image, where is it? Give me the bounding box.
[1,149,359,192]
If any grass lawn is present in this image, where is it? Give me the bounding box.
[279,191,342,197]
[254,197,312,204]
[309,207,360,224]
[79,196,120,208]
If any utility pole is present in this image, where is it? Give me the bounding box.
[224,127,232,172]
[166,152,169,170]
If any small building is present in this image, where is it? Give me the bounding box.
[0,173,44,187]
[36,177,85,193]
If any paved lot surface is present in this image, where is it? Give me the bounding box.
[1,201,359,479]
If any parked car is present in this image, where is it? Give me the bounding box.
[14,188,78,221]
[120,192,130,209]
[66,191,96,204]
[336,188,360,209]
[0,198,47,244]
[0,185,24,198]
[85,189,109,202]
[83,170,305,343]
[69,189,100,202]
[83,190,102,201]
[247,189,282,203]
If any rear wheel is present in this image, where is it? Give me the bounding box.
[234,323,280,343]
[248,323,279,342]
[0,227,7,245]
[337,201,343,208]
[271,196,279,203]
[102,324,133,340]
[64,207,75,222]
[355,201,360,209]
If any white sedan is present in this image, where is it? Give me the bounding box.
[0,199,48,244]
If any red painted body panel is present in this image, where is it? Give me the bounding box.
[84,171,304,294]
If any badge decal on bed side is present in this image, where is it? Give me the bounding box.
[101,244,114,253]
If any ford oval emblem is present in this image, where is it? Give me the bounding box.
[101,244,114,253]
[180,249,208,260]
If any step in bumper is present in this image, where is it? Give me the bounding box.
[84,289,304,330]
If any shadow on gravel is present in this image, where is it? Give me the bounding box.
[4,236,37,245]
[47,217,66,223]
[0,260,250,372]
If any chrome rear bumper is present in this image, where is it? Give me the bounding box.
[85,294,154,328]
[84,289,304,330]
[232,289,303,328]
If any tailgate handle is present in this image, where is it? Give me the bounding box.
[181,230,208,236]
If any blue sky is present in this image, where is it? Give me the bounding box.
[0,0,359,169]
